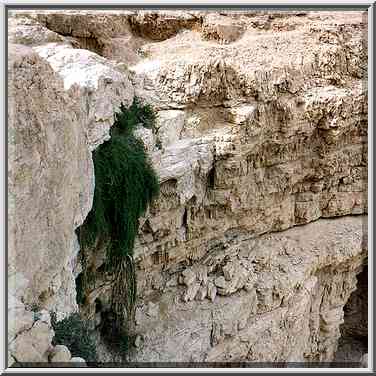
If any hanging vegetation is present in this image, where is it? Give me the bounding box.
[77,98,159,353]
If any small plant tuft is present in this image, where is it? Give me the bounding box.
[51,313,97,363]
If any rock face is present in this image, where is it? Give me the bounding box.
[131,216,366,363]
[8,10,367,366]
[8,44,91,317]
[49,345,71,362]
[8,17,134,364]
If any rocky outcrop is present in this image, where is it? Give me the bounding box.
[8,44,90,316]
[8,23,134,364]
[131,216,366,363]
[8,39,133,304]
[8,10,367,366]
[129,8,367,303]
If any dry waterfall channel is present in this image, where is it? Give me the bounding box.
[8,10,368,367]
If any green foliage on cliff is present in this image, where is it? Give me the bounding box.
[51,313,97,363]
[79,98,159,262]
[76,97,159,354]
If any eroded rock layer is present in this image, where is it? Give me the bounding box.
[8,9,367,366]
[132,216,367,363]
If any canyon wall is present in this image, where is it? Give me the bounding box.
[7,10,368,366]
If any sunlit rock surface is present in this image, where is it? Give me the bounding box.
[8,10,367,366]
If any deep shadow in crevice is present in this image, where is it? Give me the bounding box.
[341,265,368,341]
[334,265,368,363]
[207,167,215,189]
[74,36,105,56]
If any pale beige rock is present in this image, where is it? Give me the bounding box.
[201,13,245,44]
[49,345,71,362]
[8,296,34,343]
[182,268,196,286]
[133,125,155,153]
[228,105,256,126]
[8,10,367,365]
[214,276,227,290]
[8,20,135,363]
[9,321,53,363]
[8,16,65,46]
[130,10,367,289]
[196,285,208,301]
[156,110,185,148]
[12,10,140,64]
[131,216,367,362]
[70,357,87,366]
[34,43,134,149]
[196,265,208,284]
[8,44,92,314]
[134,335,143,348]
[360,353,368,368]
[183,282,201,302]
[146,302,159,318]
[207,282,217,303]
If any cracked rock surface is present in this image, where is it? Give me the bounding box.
[8,10,367,365]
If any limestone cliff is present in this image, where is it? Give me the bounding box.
[7,10,368,367]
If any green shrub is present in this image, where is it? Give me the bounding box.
[79,97,159,263]
[77,97,159,352]
[51,313,97,363]
[79,128,159,264]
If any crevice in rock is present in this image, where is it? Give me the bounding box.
[141,219,153,234]
[182,207,188,229]
[333,265,368,364]
[128,13,201,42]
[75,272,85,305]
[74,36,105,56]
[40,20,105,56]
[207,166,216,190]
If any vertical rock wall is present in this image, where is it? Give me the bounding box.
[7,10,368,366]
[8,17,134,363]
